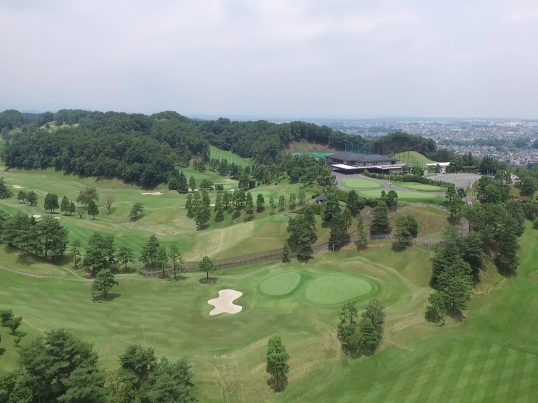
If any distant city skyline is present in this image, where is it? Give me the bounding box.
[1,0,537,118]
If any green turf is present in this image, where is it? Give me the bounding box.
[393,182,446,192]
[340,179,383,190]
[259,271,301,295]
[305,275,374,304]
[2,224,538,402]
[210,146,249,167]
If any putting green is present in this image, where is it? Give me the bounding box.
[305,275,373,304]
[340,179,383,190]
[259,272,302,295]
[394,182,445,192]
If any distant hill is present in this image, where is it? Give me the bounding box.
[392,151,436,167]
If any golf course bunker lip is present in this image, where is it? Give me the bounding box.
[305,275,373,305]
[12,185,23,189]
[141,192,163,195]
[259,272,301,296]
[208,289,243,316]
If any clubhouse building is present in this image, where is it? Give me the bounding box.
[325,152,404,174]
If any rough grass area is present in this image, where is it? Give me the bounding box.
[340,179,383,190]
[390,205,450,237]
[394,182,446,192]
[209,146,249,167]
[259,272,302,295]
[358,189,444,204]
[1,225,538,402]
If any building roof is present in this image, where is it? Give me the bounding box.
[327,152,397,163]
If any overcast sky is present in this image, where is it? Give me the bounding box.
[1,0,537,119]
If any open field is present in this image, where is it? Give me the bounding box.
[1,223,537,402]
[340,179,383,190]
[357,189,444,204]
[210,146,249,167]
[392,151,435,167]
[393,182,446,192]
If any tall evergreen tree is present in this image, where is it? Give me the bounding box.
[323,193,340,221]
[60,196,70,215]
[245,192,255,219]
[140,234,160,268]
[177,171,189,193]
[87,199,99,220]
[356,215,368,250]
[256,193,265,210]
[370,201,391,235]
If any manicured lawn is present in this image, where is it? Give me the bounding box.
[340,179,383,189]
[1,225,538,402]
[393,182,446,192]
[392,151,435,168]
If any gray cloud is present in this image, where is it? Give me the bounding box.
[0,0,536,118]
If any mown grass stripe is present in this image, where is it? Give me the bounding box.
[447,340,484,402]
[514,353,537,403]
[469,344,503,402]
[463,342,499,400]
[401,351,440,402]
[425,343,464,401]
[491,349,518,400]
[472,346,508,401]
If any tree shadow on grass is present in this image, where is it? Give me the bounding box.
[199,277,217,285]
[0,347,5,356]
[448,309,466,323]
[267,374,288,392]
[167,275,187,282]
[16,252,36,266]
[93,293,121,303]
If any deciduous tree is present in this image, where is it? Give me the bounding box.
[91,269,118,300]
[44,193,59,213]
[266,336,289,392]
[140,234,160,268]
[199,256,216,281]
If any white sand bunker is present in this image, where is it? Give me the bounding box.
[141,192,163,195]
[12,185,23,189]
[208,289,243,316]
[31,214,42,221]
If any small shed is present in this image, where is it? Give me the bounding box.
[315,195,327,205]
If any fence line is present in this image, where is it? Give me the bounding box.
[144,206,408,278]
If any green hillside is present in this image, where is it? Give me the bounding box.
[392,151,436,168]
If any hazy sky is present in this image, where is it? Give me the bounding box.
[1,0,537,118]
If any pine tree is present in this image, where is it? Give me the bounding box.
[323,193,340,221]
[169,244,184,279]
[156,246,169,278]
[68,201,76,215]
[60,196,70,215]
[289,193,297,210]
[356,215,368,250]
[329,210,345,248]
[195,192,211,229]
[27,190,38,206]
[297,233,313,261]
[347,190,363,216]
[87,200,99,220]
[337,302,360,358]
[129,202,144,221]
[223,191,231,209]
[140,234,160,268]
[177,171,189,193]
[282,243,290,263]
[256,193,265,211]
[117,246,135,270]
[245,192,255,218]
[343,208,352,234]
[269,196,275,213]
[185,194,194,217]
[17,190,27,203]
[188,176,196,191]
[278,195,286,211]
[370,201,391,235]
[302,205,317,238]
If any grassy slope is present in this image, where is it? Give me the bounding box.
[0,165,318,275]
[392,151,436,168]
[210,146,249,167]
[2,224,537,402]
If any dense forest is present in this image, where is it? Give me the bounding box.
[0,108,496,187]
